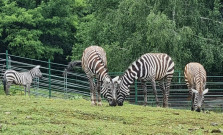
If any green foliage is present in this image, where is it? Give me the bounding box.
[73,0,223,73]
[104,43,131,72]
[0,0,222,73]
[146,12,194,70]
[0,95,223,134]
[0,0,87,60]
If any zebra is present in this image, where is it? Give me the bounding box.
[65,46,116,106]
[1,63,6,85]
[112,53,174,107]
[3,65,42,96]
[184,62,208,112]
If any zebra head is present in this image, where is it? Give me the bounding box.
[102,77,116,106]
[191,88,208,112]
[31,65,43,78]
[112,76,129,106]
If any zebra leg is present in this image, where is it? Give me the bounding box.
[92,80,97,106]
[141,81,147,106]
[88,77,97,106]
[27,84,31,97]
[24,86,27,96]
[5,82,12,95]
[191,93,195,111]
[188,86,194,111]
[159,79,165,107]
[163,77,172,108]
[202,100,205,112]
[97,81,102,106]
[3,80,7,94]
[188,87,193,100]
[151,79,159,107]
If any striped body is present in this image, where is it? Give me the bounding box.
[82,46,107,81]
[184,62,208,112]
[3,65,42,96]
[114,53,174,107]
[81,46,115,106]
[4,70,33,86]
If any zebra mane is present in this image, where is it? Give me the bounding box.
[35,65,41,69]
[112,75,123,84]
[29,65,40,72]
[94,50,107,69]
[112,76,120,83]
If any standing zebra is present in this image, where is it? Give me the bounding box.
[112,53,174,107]
[3,65,42,96]
[65,46,116,106]
[184,62,208,112]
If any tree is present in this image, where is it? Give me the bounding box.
[73,0,223,73]
[0,0,87,63]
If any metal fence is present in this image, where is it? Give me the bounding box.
[0,51,223,111]
[110,72,223,111]
[0,51,90,99]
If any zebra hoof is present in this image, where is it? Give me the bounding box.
[91,102,97,106]
[97,102,102,106]
[162,103,168,108]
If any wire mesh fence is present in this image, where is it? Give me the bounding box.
[0,51,90,99]
[110,72,223,111]
[0,51,223,111]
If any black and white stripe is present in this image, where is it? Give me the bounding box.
[113,53,174,107]
[3,65,42,96]
[184,62,208,112]
[66,46,116,106]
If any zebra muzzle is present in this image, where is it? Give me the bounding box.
[196,107,201,112]
[109,99,117,106]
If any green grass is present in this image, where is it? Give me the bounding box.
[0,95,223,135]
[0,84,83,100]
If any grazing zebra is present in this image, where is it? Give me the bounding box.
[112,53,174,107]
[3,65,42,96]
[184,62,208,112]
[65,46,116,106]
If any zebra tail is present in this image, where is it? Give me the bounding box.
[67,60,82,71]
[63,61,82,76]
[3,75,6,93]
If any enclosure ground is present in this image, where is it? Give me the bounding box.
[0,95,223,135]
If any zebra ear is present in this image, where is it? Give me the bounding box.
[105,78,110,83]
[112,76,119,83]
[35,65,41,69]
[203,88,208,95]
[191,89,198,94]
[117,80,121,84]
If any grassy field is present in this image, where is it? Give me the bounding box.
[0,95,223,135]
[0,84,83,100]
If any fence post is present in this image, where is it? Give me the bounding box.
[64,69,68,98]
[135,80,138,104]
[34,77,39,91]
[8,56,11,69]
[6,50,8,69]
[48,59,51,98]
[178,71,181,83]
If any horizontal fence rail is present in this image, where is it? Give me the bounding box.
[0,51,90,99]
[0,51,223,112]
